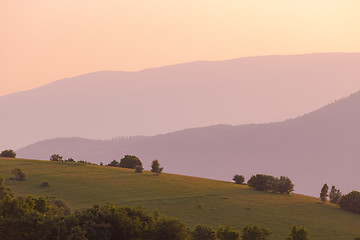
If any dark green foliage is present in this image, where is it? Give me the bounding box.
[77,160,95,165]
[247,174,277,192]
[0,149,16,158]
[151,159,163,174]
[276,176,294,194]
[232,174,245,184]
[339,191,360,214]
[248,175,294,194]
[192,224,217,240]
[66,158,76,162]
[76,205,155,240]
[0,185,80,240]
[0,178,192,240]
[10,168,26,180]
[107,159,119,167]
[329,186,342,205]
[242,226,270,240]
[354,236,360,240]
[152,217,189,240]
[50,154,64,161]
[0,177,13,199]
[320,184,329,203]
[135,164,144,173]
[241,225,271,240]
[217,225,241,240]
[286,225,311,240]
[119,155,142,169]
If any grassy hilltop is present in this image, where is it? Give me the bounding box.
[1,157,359,239]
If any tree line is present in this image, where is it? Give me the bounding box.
[0,176,313,240]
[320,183,360,215]
[233,174,294,195]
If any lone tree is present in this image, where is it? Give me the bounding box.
[233,174,245,184]
[0,149,16,158]
[119,155,142,169]
[286,225,311,240]
[49,154,63,161]
[11,169,26,180]
[277,176,294,194]
[320,183,329,203]
[151,160,163,174]
[329,185,342,205]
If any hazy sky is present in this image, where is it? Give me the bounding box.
[1,0,359,96]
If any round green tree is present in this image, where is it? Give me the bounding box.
[119,155,142,169]
[232,174,245,184]
[0,149,16,158]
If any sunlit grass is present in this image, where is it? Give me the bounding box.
[1,157,359,240]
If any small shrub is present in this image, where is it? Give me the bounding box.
[135,165,144,173]
[151,160,163,174]
[40,181,49,187]
[107,160,120,167]
[49,154,63,161]
[65,158,76,162]
[286,225,311,240]
[11,168,26,180]
[233,174,245,184]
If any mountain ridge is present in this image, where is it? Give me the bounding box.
[3,52,360,149]
[17,89,360,197]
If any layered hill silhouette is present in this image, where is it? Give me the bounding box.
[18,90,360,197]
[2,53,360,149]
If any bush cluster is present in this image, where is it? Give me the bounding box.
[107,155,142,169]
[0,149,16,158]
[247,174,294,194]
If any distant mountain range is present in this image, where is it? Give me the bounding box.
[18,89,360,197]
[2,52,360,149]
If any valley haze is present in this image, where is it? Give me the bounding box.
[1,53,360,150]
[2,52,358,197]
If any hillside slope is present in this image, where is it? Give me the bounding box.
[2,52,360,149]
[1,158,360,240]
[18,90,360,197]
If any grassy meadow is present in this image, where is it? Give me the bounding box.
[0,157,359,239]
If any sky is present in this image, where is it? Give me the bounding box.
[1,0,360,96]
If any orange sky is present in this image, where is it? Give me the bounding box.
[1,0,359,96]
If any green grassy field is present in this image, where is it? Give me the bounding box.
[1,157,359,239]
